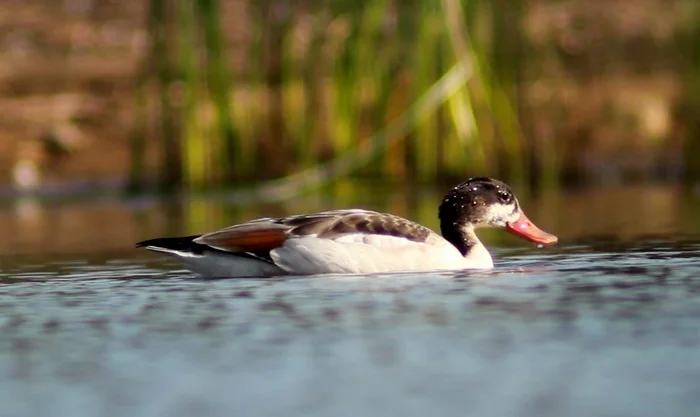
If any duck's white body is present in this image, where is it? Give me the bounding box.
[139,209,494,277]
[263,231,493,274]
[137,178,557,278]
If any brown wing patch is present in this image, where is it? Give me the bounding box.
[196,227,287,252]
[317,213,433,242]
[284,216,337,236]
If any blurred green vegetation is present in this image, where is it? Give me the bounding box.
[128,0,563,192]
[3,0,700,194]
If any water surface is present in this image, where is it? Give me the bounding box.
[1,184,700,417]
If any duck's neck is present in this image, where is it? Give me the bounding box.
[440,223,493,267]
[440,221,476,256]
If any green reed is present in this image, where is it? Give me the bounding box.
[357,0,393,177]
[138,0,536,192]
[178,0,205,189]
[198,0,240,180]
[152,0,182,190]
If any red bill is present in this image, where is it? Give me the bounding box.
[505,212,558,245]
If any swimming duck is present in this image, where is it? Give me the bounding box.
[136,177,557,277]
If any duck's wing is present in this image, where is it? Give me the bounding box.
[193,209,436,253]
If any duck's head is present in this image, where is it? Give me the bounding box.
[438,177,558,247]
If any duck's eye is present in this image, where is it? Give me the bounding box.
[497,190,513,204]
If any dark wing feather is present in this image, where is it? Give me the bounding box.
[136,235,205,253]
[193,209,435,254]
[136,235,275,263]
[193,211,346,253]
[195,224,288,252]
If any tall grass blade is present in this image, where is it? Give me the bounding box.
[178,0,208,189]
[197,0,240,181]
[150,0,182,190]
[248,60,474,201]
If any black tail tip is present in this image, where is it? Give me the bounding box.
[135,235,202,250]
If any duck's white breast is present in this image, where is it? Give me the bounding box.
[270,233,483,275]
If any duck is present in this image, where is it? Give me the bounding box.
[136,177,557,277]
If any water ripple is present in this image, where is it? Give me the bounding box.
[1,241,699,417]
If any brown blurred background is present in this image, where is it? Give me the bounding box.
[0,0,699,194]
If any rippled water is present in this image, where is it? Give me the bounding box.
[1,185,700,417]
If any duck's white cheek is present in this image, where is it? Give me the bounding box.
[506,210,521,224]
[488,203,518,225]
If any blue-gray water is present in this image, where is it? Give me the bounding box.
[1,184,700,417]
